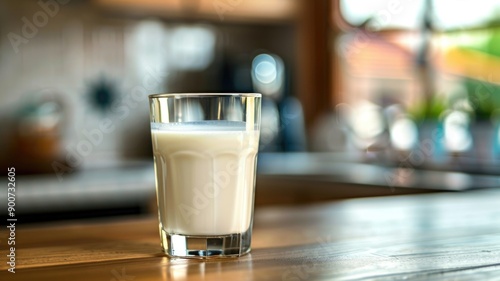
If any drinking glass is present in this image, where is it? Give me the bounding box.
[149,93,261,258]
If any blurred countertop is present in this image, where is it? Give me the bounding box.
[3,153,500,221]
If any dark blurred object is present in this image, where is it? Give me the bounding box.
[259,99,281,152]
[280,96,307,151]
[87,76,117,114]
[252,53,282,151]
[415,0,435,118]
[8,90,67,174]
[252,52,306,152]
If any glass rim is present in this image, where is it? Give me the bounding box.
[149,93,261,99]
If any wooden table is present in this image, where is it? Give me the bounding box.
[3,189,500,280]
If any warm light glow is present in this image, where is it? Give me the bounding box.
[127,19,169,80]
[444,110,473,152]
[353,103,384,139]
[170,26,216,71]
[346,101,385,149]
[390,118,418,151]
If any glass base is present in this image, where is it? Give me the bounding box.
[161,228,252,259]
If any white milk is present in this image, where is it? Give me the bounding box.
[151,121,259,235]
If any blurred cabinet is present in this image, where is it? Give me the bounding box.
[93,0,299,23]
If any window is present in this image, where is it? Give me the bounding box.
[330,0,500,163]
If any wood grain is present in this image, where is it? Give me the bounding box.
[3,189,500,280]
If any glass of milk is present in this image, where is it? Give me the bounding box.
[149,93,261,258]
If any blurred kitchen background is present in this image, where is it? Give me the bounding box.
[1,0,500,222]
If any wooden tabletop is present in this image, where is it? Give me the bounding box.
[3,189,500,280]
